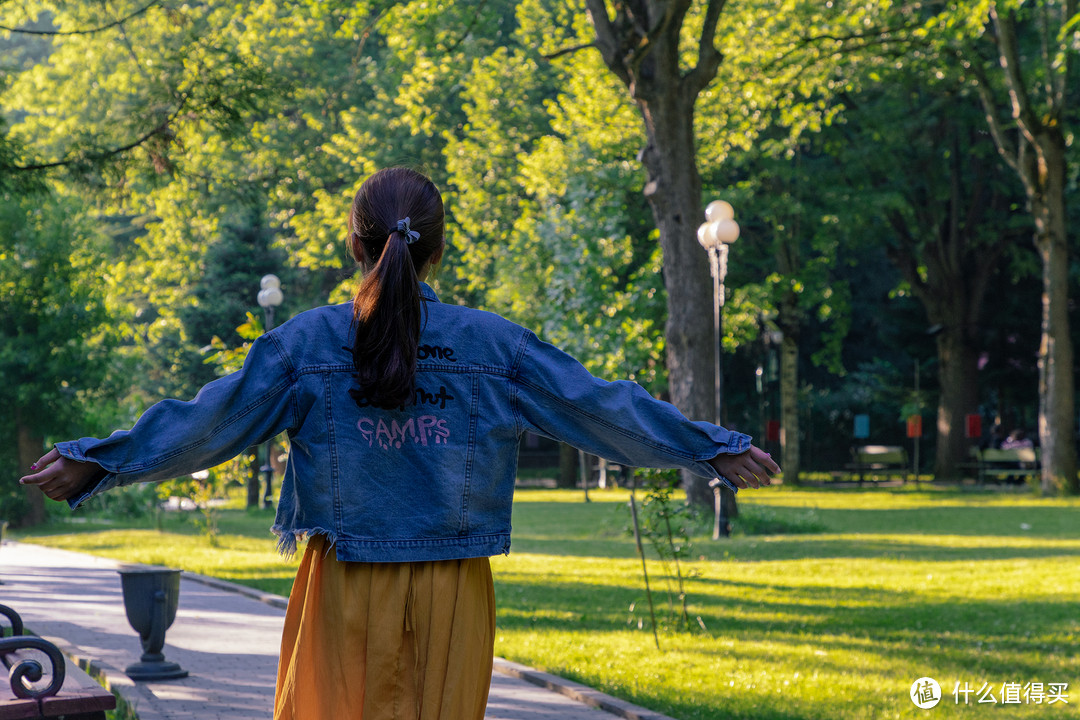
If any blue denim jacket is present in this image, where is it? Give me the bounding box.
[58,283,748,562]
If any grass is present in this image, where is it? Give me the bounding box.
[13,484,1080,720]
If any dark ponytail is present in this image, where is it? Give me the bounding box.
[348,168,444,410]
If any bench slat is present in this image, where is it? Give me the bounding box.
[0,698,40,720]
[0,644,115,720]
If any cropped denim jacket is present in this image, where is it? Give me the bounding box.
[58,284,749,562]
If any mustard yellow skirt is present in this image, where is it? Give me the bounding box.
[274,536,495,720]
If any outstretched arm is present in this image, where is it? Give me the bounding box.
[19,330,295,510]
[19,447,105,502]
[514,331,779,488]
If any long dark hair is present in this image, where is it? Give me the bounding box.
[347,167,444,409]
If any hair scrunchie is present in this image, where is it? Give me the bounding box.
[396,217,421,245]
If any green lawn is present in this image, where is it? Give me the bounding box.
[14,485,1080,720]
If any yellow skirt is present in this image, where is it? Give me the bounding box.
[274,536,495,720]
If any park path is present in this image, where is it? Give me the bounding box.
[0,540,676,720]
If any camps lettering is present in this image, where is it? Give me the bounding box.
[357,416,451,450]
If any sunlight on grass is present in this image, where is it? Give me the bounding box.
[15,486,1080,720]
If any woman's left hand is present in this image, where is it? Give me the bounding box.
[19,447,104,502]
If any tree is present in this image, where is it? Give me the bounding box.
[832,77,1027,480]
[0,192,115,525]
[960,1,1079,493]
[785,1,1079,491]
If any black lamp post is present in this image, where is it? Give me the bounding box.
[697,201,740,539]
[257,274,283,509]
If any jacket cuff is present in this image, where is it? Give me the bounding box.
[688,429,753,490]
[55,441,122,510]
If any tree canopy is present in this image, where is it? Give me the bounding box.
[2,0,1077,514]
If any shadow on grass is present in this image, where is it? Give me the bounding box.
[708,535,1080,563]
[762,504,1080,538]
[495,574,1079,677]
[509,532,1080,563]
[496,569,1080,720]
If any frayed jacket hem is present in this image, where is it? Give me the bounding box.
[271,525,511,563]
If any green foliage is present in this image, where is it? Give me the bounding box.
[203,312,263,375]
[442,1,667,388]
[0,192,114,425]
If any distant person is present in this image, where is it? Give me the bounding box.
[1001,428,1034,450]
[983,423,1006,450]
[20,167,779,720]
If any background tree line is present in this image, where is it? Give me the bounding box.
[2,0,1078,526]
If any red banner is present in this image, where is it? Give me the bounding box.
[965,414,982,439]
[766,420,780,443]
[906,415,923,438]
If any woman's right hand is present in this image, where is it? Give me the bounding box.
[708,445,780,489]
[19,447,105,502]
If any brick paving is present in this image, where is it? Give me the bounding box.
[0,541,676,720]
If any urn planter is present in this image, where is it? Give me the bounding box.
[118,566,188,681]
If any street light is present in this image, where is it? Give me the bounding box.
[257,274,283,509]
[697,201,740,539]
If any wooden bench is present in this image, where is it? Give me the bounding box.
[0,605,116,720]
[846,445,910,484]
[970,447,1040,484]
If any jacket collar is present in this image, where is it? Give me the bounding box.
[419,281,440,303]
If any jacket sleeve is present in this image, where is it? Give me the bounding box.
[57,331,298,509]
[511,331,749,487]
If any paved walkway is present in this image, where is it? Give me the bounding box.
[0,541,676,720]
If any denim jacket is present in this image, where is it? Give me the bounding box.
[58,283,749,562]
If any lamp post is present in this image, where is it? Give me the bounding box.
[257,274,283,509]
[697,201,740,539]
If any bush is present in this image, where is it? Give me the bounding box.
[731,503,827,535]
[78,484,158,521]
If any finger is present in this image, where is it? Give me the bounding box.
[723,474,747,490]
[40,481,65,501]
[750,446,782,474]
[737,460,772,488]
[740,469,762,489]
[19,466,56,485]
[34,475,72,502]
[19,449,61,484]
[33,447,61,471]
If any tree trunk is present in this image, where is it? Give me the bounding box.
[583,0,729,508]
[557,443,578,488]
[933,325,980,480]
[247,446,260,509]
[638,96,718,509]
[778,332,800,486]
[15,416,46,527]
[1033,142,1078,494]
